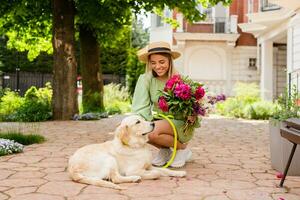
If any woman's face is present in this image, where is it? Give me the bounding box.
[149,54,170,77]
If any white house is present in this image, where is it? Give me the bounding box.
[150,1,262,97]
[239,0,300,100]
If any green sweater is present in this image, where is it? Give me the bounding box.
[131,73,164,121]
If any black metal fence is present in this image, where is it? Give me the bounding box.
[0,71,125,96]
[1,71,52,96]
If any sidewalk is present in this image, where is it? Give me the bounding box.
[0,115,299,200]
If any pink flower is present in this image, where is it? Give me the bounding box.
[164,74,183,91]
[174,83,191,100]
[276,172,283,179]
[194,86,205,100]
[158,96,169,112]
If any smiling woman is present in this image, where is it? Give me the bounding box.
[131,41,195,168]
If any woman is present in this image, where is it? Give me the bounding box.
[132,41,196,168]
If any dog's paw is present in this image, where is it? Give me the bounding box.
[131,175,142,182]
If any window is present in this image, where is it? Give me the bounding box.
[195,4,213,23]
[248,58,257,70]
[156,15,163,27]
[261,0,281,11]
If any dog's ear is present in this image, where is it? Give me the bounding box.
[118,125,130,145]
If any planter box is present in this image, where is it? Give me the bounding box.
[269,120,300,175]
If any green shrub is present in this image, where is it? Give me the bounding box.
[234,82,260,104]
[216,98,243,117]
[272,86,300,121]
[0,90,24,120]
[216,82,276,120]
[82,91,104,113]
[0,132,45,145]
[243,101,276,120]
[14,83,52,122]
[104,83,131,114]
[126,48,145,96]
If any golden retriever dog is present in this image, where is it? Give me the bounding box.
[68,115,186,189]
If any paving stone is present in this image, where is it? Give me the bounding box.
[174,186,224,196]
[10,193,64,200]
[4,186,37,197]
[0,116,299,199]
[216,170,256,182]
[0,162,25,169]
[42,167,66,173]
[44,172,71,181]
[9,171,45,179]
[81,185,119,194]
[0,187,9,192]
[272,193,300,200]
[12,167,42,172]
[0,170,15,180]
[37,181,85,197]
[8,156,44,164]
[68,194,128,200]
[204,195,231,200]
[211,179,256,190]
[120,179,175,197]
[205,163,241,170]
[227,189,273,200]
[0,178,47,187]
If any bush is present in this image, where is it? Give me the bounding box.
[272,86,300,121]
[14,83,52,122]
[216,82,276,120]
[0,90,24,120]
[126,48,145,96]
[104,83,131,114]
[0,132,45,145]
[243,101,276,120]
[0,83,52,122]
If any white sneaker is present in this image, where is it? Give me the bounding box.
[152,148,172,166]
[170,148,192,168]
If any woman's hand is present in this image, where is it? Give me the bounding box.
[187,115,197,124]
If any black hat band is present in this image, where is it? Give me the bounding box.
[148,47,171,53]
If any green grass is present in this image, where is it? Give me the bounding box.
[0,132,46,145]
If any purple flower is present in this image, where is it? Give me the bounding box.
[193,103,206,116]
[158,96,169,112]
[174,83,191,100]
[216,94,226,101]
[194,86,205,100]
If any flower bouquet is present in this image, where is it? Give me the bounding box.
[158,74,208,134]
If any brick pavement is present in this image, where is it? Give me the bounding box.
[0,115,299,200]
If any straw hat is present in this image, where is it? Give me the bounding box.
[138,41,181,63]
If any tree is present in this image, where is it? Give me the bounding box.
[0,0,232,119]
[52,0,78,119]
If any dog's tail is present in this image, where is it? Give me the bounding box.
[71,172,124,190]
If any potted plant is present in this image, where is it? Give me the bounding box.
[269,86,300,175]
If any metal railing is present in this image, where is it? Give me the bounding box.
[184,17,233,34]
[261,0,281,11]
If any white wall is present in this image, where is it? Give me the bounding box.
[288,13,300,91]
[274,46,287,97]
[174,41,258,96]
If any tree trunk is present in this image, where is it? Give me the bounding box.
[52,0,78,120]
[79,25,104,113]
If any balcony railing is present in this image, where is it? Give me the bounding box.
[178,16,237,34]
[261,0,281,11]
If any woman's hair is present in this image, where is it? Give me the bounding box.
[146,53,175,78]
